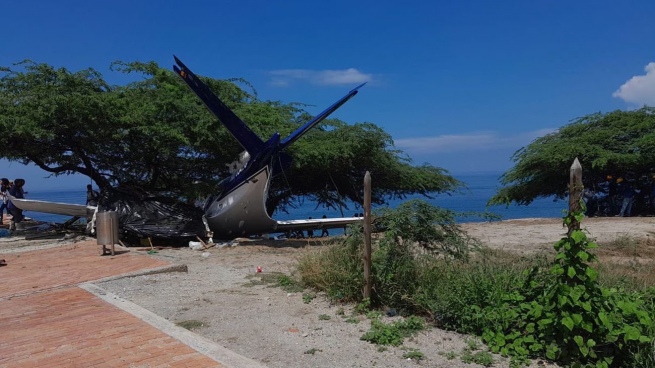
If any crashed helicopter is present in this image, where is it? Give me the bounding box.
[9,56,364,241]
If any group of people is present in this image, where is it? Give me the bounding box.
[286,213,367,239]
[583,175,655,217]
[286,215,332,239]
[0,178,26,230]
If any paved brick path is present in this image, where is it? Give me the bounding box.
[0,242,171,298]
[0,240,224,367]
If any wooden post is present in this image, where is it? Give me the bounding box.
[363,171,372,300]
[568,157,583,235]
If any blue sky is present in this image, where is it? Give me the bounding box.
[2,0,655,190]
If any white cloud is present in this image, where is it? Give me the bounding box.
[613,62,655,106]
[269,68,372,86]
[395,129,556,154]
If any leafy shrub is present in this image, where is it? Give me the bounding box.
[276,274,304,292]
[298,199,481,308]
[480,213,654,367]
[360,316,425,346]
[374,199,480,259]
[402,349,425,361]
[370,199,484,310]
[460,349,494,367]
[302,292,316,304]
[412,249,546,332]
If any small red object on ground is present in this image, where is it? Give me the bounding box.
[256,266,262,273]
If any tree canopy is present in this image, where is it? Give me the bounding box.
[0,60,460,214]
[489,107,655,205]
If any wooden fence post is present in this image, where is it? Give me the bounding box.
[363,171,372,300]
[568,157,583,235]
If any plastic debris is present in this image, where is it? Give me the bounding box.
[99,187,206,239]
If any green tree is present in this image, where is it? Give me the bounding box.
[489,107,655,206]
[0,60,461,213]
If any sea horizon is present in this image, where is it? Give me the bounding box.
[14,172,566,225]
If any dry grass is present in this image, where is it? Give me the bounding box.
[595,234,655,290]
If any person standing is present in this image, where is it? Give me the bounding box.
[583,187,598,217]
[0,178,9,225]
[7,178,26,230]
[607,175,618,216]
[618,179,635,217]
[320,214,329,237]
[85,184,100,234]
[307,217,314,238]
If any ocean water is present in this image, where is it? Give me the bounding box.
[14,173,567,225]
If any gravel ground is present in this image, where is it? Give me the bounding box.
[99,244,522,368]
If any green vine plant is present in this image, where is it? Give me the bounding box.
[481,203,653,367]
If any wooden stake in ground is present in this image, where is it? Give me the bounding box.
[568,157,583,236]
[363,171,372,300]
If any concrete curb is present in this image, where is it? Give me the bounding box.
[80,283,267,368]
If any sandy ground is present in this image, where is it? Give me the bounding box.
[460,216,655,253]
[3,216,655,367]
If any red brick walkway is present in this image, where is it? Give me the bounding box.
[0,241,223,367]
[0,242,170,298]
